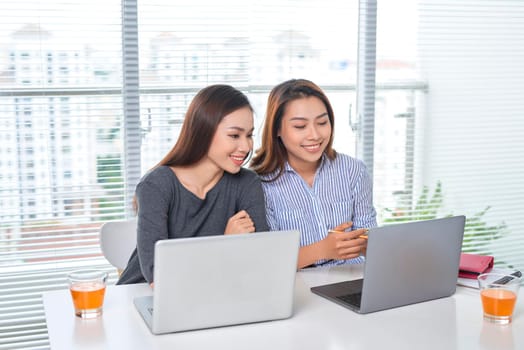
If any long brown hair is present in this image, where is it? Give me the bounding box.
[250,79,336,181]
[159,84,253,167]
[133,84,253,212]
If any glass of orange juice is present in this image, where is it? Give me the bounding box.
[478,273,521,324]
[68,270,108,319]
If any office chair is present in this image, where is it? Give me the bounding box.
[99,218,137,273]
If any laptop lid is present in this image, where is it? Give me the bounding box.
[311,216,465,314]
[135,230,300,334]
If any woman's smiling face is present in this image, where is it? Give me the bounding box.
[278,96,332,170]
[206,106,254,174]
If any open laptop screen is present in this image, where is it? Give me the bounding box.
[135,230,300,334]
[311,216,465,314]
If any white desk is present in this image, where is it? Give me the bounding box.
[43,264,524,350]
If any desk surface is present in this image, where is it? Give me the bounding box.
[43,264,523,350]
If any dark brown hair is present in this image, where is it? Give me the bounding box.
[159,84,253,167]
[133,84,252,212]
[250,79,336,181]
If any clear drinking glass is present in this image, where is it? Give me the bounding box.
[478,273,521,324]
[68,270,108,319]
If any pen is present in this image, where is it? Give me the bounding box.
[328,229,369,239]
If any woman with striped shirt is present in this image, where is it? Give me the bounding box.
[251,79,376,269]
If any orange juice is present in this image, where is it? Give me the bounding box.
[480,288,517,317]
[70,282,106,311]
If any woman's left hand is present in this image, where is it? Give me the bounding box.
[224,210,255,234]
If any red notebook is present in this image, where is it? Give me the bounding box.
[458,253,494,279]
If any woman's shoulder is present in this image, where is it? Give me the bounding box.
[138,166,178,188]
[329,153,367,171]
[225,167,261,184]
[325,153,372,186]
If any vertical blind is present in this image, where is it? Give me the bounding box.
[0,1,360,348]
[374,0,524,270]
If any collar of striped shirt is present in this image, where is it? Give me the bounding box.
[281,153,329,175]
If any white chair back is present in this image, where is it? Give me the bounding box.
[99,219,137,271]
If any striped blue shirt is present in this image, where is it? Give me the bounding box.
[259,153,377,267]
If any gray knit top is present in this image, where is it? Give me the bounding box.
[117,166,269,284]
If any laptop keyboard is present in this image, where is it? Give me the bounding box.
[336,292,362,308]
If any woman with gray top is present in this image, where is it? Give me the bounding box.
[117,85,269,285]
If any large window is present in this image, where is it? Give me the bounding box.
[374,0,524,270]
[136,0,361,171]
[0,1,125,348]
[1,0,523,348]
[0,1,361,348]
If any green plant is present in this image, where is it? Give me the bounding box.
[383,181,443,223]
[462,207,508,256]
[382,181,509,258]
[96,155,125,221]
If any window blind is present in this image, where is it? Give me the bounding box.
[7,0,520,348]
[373,0,524,271]
[0,0,125,348]
[356,0,378,176]
[1,1,361,348]
[136,0,361,167]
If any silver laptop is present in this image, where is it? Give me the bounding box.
[134,230,300,334]
[311,216,465,314]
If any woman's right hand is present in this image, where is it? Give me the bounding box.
[321,222,368,261]
[225,210,255,235]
